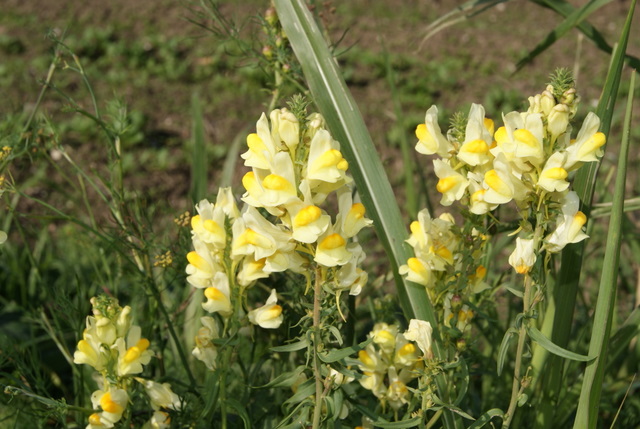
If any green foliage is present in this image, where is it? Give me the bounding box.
[1,1,639,428]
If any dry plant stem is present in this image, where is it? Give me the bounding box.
[312,267,323,429]
[503,273,533,428]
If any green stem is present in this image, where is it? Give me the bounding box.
[146,277,197,389]
[503,274,532,428]
[312,267,323,429]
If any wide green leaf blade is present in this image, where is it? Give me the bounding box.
[573,68,636,429]
[273,0,440,346]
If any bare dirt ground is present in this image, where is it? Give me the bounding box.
[2,0,639,221]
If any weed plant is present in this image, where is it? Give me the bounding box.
[1,1,639,428]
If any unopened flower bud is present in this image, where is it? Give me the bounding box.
[548,104,570,142]
[561,88,576,106]
[265,7,277,26]
[456,338,467,352]
[450,294,462,312]
[262,45,273,59]
[540,89,556,116]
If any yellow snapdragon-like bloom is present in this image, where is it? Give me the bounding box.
[538,151,569,192]
[185,237,221,289]
[564,112,606,170]
[191,199,226,248]
[142,411,172,429]
[139,379,182,411]
[314,228,353,267]
[73,329,109,371]
[482,154,529,205]
[269,107,299,152]
[242,152,299,210]
[192,316,219,370]
[371,323,398,356]
[415,105,452,157]
[545,191,589,253]
[202,272,232,316]
[237,256,270,287]
[88,388,129,429]
[433,159,468,206]
[457,104,494,166]
[116,325,153,376]
[240,113,279,170]
[290,203,331,244]
[403,319,433,359]
[336,188,373,238]
[399,257,432,287]
[508,237,537,274]
[307,129,349,185]
[492,111,545,172]
[232,206,292,261]
[248,289,283,329]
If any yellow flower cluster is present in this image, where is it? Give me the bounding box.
[356,320,434,411]
[73,296,181,429]
[408,76,602,277]
[185,107,373,369]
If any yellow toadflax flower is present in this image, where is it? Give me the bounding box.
[248,289,283,329]
[457,103,494,167]
[403,319,433,359]
[544,191,589,253]
[433,159,469,206]
[564,112,606,170]
[116,325,153,376]
[202,272,232,317]
[88,388,129,429]
[192,316,219,370]
[508,237,537,274]
[415,105,452,157]
[138,379,182,411]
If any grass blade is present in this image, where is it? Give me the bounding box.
[273,0,440,342]
[535,2,635,425]
[531,0,640,70]
[572,67,636,429]
[514,0,614,72]
[274,3,462,427]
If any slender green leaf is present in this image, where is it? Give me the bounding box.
[527,326,593,362]
[468,408,505,428]
[257,365,306,389]
[515,0,614,72]
[227,398,251,429]
[532,0,640,70]
[284,378,315,406]
[372,417,422,428]
[606,307,640,373]
[317,338,372,363]
[590,197,640,218]
[497,328,518,376]
[420,0,506,45]
[270,338,309,353]
[573,67,636,429]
